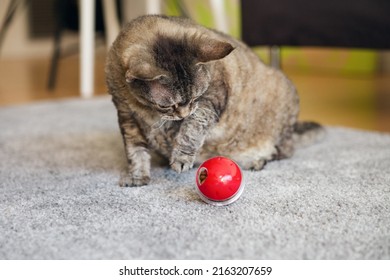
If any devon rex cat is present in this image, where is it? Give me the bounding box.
[105,15,323,187]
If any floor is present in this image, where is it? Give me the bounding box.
[1,48,389,132]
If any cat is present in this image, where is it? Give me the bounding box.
[105,15,324,187]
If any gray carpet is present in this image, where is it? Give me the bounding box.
[0,97,389,260]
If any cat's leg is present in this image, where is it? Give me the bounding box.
[274,138,295,160]
[234,131,298,170]
[170,106,217,173]
[236,131,295,170]
[117,110,151,187]
[274,125,295,160]
[232,139,278,171]
[170,121,206,173]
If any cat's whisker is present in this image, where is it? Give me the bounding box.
[188,105,198,117]
[192,110,209,126]
[151,119,167,130]
[161,115,180,121]
[196,107,219,121]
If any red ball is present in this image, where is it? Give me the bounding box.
[195,156,244,206]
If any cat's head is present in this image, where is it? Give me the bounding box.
[122,34,234,120]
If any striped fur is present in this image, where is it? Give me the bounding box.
[105,15,323,186]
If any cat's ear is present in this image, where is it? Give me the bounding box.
[196,38,234,63]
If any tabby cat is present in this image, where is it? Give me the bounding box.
[105,15,323,187]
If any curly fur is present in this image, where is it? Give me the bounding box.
[105,15,323,186]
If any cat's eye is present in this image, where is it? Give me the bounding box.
[158,76,171,85]
[158,105,171,109]
[191,96,201,103]
[157,104,175,111]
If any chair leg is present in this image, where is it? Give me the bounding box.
[0,0,22,54]
[102,0,121,48]
[80,0,96,98]
[146,0,162,14]
[47,28,61,90]
[269,46,281,69]
[210,0,229,33]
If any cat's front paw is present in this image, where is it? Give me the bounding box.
[170,160,193,173]
[119,171,150,187]
[170,151,195,173]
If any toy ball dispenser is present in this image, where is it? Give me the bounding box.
[195,156,244,206]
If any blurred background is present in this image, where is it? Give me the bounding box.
[0,0,389,132]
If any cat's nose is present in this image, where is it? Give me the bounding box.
[177,106,191,118]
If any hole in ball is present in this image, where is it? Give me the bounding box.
[198,167,208,185]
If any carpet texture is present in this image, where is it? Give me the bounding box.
[0,97,389,260]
